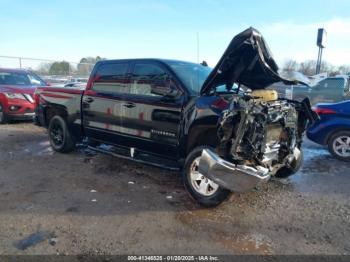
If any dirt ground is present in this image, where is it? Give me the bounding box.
[0,122,349,255]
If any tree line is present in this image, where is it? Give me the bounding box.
[36,56,104,76]
[282,59,350,76]
[36,57,350,77]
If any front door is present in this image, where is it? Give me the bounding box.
[119,61,184,158]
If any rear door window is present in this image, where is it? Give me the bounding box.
[317,78,344,89]
[92,63,129,93]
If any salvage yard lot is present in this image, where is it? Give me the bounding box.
[0,122,349,255]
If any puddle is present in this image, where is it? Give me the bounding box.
[177,210,272,254]
[14,230,53,250]
[288,145,349,193]
[217,233,272,254]
[21,140,53,156]
[303,147,329,159]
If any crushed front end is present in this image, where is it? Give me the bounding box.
[199,92,316,192]
[197,27,319,192]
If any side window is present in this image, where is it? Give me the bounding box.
[316,79,327,88]
[28,73,46,86]
[318,78,344,89]
[130,63,170,97]
[92,63,129,93]
[0,72,31,85]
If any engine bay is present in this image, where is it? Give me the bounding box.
[217,90,306,175]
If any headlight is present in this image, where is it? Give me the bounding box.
[4,93,26,100]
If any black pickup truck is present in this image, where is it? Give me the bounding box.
[34,28,317,207]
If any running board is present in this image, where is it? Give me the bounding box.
[87,145,180,171]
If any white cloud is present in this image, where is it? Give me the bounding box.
[195,18,350,68]
[259,18,350,66]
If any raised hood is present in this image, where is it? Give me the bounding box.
[200,27,301,95]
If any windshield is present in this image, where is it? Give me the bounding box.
[0,71,46,86]
[166,61,212,94]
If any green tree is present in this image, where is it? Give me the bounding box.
[49,61,71,75]
[77,56,105,76]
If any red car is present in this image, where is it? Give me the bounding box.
[0,68,47,124]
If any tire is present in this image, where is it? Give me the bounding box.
[275,148,303,178]
[182,146,231,207]
[0,103,8,124]
[48,115,76,153]
[328,130,350,162]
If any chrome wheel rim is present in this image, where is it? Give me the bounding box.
[189,157,219,196]
[333,135,350,158]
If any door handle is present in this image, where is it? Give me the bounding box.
[84,97,94,103]
[123,102,136,108]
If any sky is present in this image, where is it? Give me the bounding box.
[0,0,350,69]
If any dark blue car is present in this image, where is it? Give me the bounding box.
[307,100,350,161]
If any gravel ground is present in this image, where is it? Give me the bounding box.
[0,122,349,255]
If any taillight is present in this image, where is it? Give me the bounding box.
[314,107,337,115]
[211,98,229,110]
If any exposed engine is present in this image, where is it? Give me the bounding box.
[217,90,306,175]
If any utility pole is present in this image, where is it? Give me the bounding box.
[316,28,326,74]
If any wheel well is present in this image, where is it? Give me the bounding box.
[326,128,350,144]
[187,127,218,154]
[45,106,68,126]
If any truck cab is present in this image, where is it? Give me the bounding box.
[82,59,193,160]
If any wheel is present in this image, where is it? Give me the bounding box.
[182,146,231,207]
[275,148,303,178]
[48,115,76,153]
[328,130,350,162]
[0,103,8,124]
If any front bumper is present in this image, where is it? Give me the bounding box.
[4,99,35,120]
[198,149,270,192]
[8,112,35,120]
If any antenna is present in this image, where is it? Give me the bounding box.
[196,32,199,63]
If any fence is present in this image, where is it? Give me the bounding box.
[0,55,96,84]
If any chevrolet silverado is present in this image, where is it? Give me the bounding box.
[34,28,317,207]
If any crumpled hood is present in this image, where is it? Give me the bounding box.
[201,27,302,95]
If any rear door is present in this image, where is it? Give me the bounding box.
[119,61,184,158]
[82,61,131,144]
